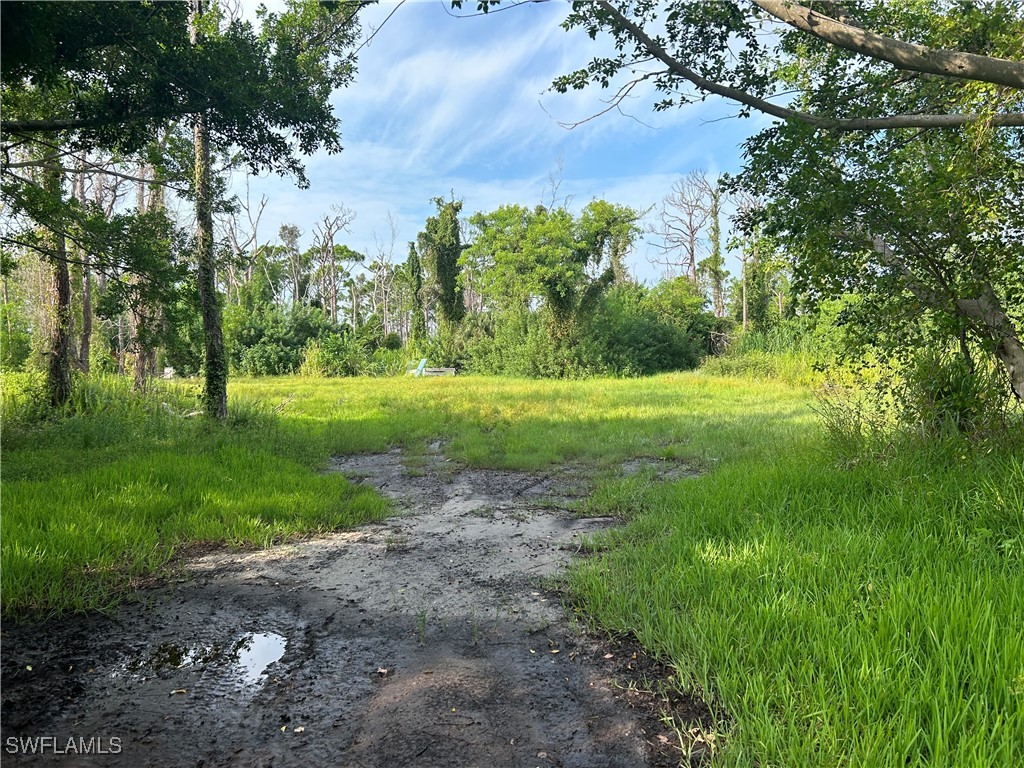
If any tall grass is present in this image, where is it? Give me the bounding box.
[3,371,1021,766]
[701,323,823,386]
[570,411,1024,766]
[1,373,390,617]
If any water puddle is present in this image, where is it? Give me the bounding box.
[233,632,286,684]
[112,631,287,687]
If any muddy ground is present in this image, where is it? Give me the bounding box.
[2,445,712,767]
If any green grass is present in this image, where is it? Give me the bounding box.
[3,370,1021,766]
[571,434,1023,767]
[1,374,391,616]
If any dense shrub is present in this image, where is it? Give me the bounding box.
[299,333,405,378]
[0,303,32,371]
[458,284,717,378]
[586,285,703,375]
[299,334,366,377]
[224,304,337,376]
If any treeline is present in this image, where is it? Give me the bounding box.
[4,176,777,382]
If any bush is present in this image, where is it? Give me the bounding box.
[815,349,1022,464]
[586,285,702,375]
[899,350,1013,437]
[0,371,50,425]
[224,304,337,376]
[299,334,404,378]
[0,303,32,371]
[300,334,367,377]
[460,284,718,379]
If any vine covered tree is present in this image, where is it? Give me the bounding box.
[418,196,466,327]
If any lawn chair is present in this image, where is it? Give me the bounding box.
[408,358,428,377]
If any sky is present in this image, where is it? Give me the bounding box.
[238,0,775,285]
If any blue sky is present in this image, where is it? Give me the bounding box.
[240,0,774,284]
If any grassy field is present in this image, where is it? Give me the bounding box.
[2,371,1022,766]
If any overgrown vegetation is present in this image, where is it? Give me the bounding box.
[3,370,1021,766]
[0,372,390,617]
[3,1,1022,765]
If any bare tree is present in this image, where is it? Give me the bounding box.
[649,170,714,282]
[370,211,398,332]
[221,181,267,305]
[311,204,357,324]
[731,190,765,333]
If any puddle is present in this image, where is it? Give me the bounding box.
[233,632,286,684]
[110,632,286,687]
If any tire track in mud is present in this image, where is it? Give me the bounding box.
[2,446,699,767]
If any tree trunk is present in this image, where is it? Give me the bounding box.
[132,162,150,392]
[45,164,73,407]
[956,284,1024,402]
[74,157,92,373]
[870,236,1024,402]
[191,0,227,419]
[741,256,748,332]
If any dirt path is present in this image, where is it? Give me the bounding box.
[2,447,701,767]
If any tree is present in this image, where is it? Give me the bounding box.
[2,1,361,181]
[577,198,642,285]
[649,171,713,282]
[535,0,1023,399]
[697,180,728,318]
[462,200,636,338]
[311,206,357,324]
[406,242,426,344]
[190,1,226,418]
[550,1,1024,130]
[3,0,366,417]
[418,196,466,327]
[742,117,1023,398]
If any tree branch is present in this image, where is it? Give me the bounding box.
[751,0,1024,89]
[594,0,1024,130]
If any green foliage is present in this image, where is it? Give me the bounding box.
[382,332,402,351]
[406,242,426,343]
[1,300,32,371]
[7,370,1021,764]
[418,196,465,326]
[461,309,570,377]
[299,332,404,378]
[817,350,1021,463]
[462,199,641,328]
[299,333,365,377]
[586,284,704,375]
[2,1,364,183]
[460,282,717,378]
[223,303,335,376]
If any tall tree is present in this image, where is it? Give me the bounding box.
[649,171,713,282]
[189,1,226,419]
[44,161,73,407]
[3,0,366,416]
[697,181,728,318]
[541,0,1024,399]
[406,242,426,344]
[311,205,356,323]
[418,196,466,327]
[548,0,1024,130]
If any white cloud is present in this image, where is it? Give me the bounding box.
[240,0,761,284]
